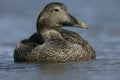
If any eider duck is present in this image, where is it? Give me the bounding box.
[14,2,96,62]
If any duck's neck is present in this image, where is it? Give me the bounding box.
[39,29,63,41]
[37,20,63,41]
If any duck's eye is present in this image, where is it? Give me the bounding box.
[54,9,59,12]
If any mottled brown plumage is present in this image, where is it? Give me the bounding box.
[14,2,96,62]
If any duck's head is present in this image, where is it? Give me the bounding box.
[37,2,88,32]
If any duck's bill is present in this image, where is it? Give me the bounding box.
[74,20,89,29]
[68,14,89,29]
[62,13,89,29]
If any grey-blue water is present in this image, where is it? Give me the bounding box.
[0,0,120,80]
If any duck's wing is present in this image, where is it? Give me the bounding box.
[60,29,96,60]
[60,29,88,46]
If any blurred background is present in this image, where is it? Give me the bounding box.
[0,0,120,80]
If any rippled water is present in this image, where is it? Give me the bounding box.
[0,0,120,80]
